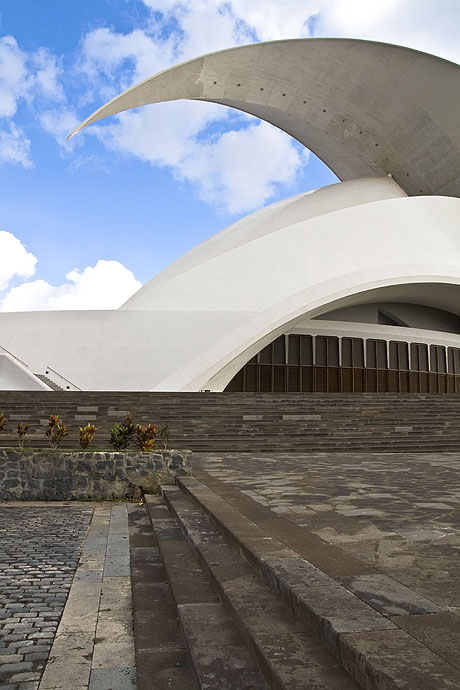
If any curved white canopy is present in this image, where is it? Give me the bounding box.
[70,38,460,198]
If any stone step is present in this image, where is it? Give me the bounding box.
[127,506,197,690]
[174,474,460,690]
[145,495,268,689]
[128,503,198,690]
[2,391,460,452]
[157,487,361,690]
[34,373,65,391]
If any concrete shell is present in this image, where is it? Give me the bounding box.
[2,40,460,391]
[1,178,460,391]
[70,38,460,198]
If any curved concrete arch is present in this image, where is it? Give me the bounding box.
[1,182,460,390]
[134,184,460,390]
[170,275,460,392]
[70,38,460,198]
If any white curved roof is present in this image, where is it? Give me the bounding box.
[70,38,460,198]
[122,176,406,309]
[1,179,460,390]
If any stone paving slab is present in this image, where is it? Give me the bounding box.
[37,504,136,690]
[0,504,93,690]
[192,452,460,685]
[194,452,460,612]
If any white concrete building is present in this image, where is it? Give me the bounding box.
[2,38,460,393]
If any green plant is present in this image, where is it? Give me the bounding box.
[135,423,158,451]
[17,423,29,450]
[0,413,6,432]
[79,423,99,450]
[45,415,68,450]
[159,424,170,450]
[109,413,136,450]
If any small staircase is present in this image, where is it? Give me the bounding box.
[34,373,65,391]
[133,475,460,690]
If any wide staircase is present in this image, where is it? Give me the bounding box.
[1,391,460,451]
[130,470,460,689]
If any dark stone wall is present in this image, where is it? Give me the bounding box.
[0,449,192,501]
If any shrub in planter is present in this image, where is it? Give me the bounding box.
[110,413,136,450]
[17,422,29,450]
[79,423,98,450]
[46,415,68,450]
[135,424,158,451]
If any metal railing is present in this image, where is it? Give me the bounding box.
[44,366,82,391]
[0,344,29,369]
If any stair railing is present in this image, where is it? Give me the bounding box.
[44,366,82,392]
[0,344,29,369]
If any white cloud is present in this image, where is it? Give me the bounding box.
[0,35,28,118]
[39,108,80,147]
[179,121,309,213]
[0,231,37,291]
[0,36,63,115]
[0,121,32,167]
[78,27,171,98]
[77,14,308,213]
[0,259,142,311]
[0,35,66,165]
[31,47,65,101]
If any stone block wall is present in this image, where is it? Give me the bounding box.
[0,449,192,501]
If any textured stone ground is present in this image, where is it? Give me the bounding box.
[0,504,136,690]
[194,453,460,614]
[0,506,93,689]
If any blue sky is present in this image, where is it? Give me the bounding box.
[0,0,459,310]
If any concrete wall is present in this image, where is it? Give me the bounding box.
[0,353,51,391]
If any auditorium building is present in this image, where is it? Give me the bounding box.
[1,38,460,393]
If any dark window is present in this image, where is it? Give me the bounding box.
[288,335,300,365]
[389,341,409,370]
[448,347,460,374]
[316,336,339,366]
[258,343,272,364]
[342,338,364,367]
[300,335,313,365]
[366,339,387,369]
[273,336,286,364]
[410,343,428,372]
[430,345,446,374]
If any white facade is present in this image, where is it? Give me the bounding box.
[2,39,460,391]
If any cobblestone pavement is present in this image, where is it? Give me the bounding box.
[194,452,460,612]
[0,505,93,689]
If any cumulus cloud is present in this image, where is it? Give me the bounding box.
[179,121,309,213]
[0,35,66,165]
[0,231,37,291]
[0,259,141,311]
[39,108,80,147]
[0,231,141,311]
[77,15,308,213]
[0,121,32,167]
[0,35,28,118]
